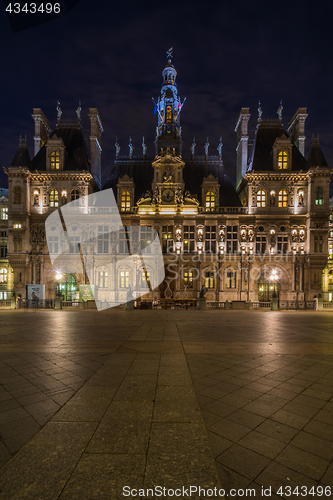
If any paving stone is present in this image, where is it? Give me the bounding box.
[271,409,310,429]
[290,431,333,461]
[209,418,251,442]
[0,422,97,500]
[238,430,287,459]
[58,454,146,500]
[275,445,329,480]
[216,444,271,480]
[255,419,299,443]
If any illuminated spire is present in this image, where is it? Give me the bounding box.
[154,50,183,155]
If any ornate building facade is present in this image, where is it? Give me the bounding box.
[4,55,333,307]
[0,188,13,300]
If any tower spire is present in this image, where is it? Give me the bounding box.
[154,50,183,155]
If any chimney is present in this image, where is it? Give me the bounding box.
[31,108,50,157]
[235,108,250,190]
[288,107,308,156]
[88,108,103,189]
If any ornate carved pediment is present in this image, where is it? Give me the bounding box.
[152,151,185,169]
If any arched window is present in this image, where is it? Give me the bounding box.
[226,269,236,289]
[278,189,288,207]
[71,189,80,206]
[278,150,288,169]
[256,190,266,207]
[120,270,130,288]
[183,269,193,288]
[205,270,215,288]
[50,151,60,170]
[166,106,172,123]
[14,186,22,204]
[205,191,215,211]
[0,268,8,283]
[121,190,131,212]
[141,270,151,289]
[49,189,59,207]
[315,187,323,206]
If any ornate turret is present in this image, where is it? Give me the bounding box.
[154,48,183,155]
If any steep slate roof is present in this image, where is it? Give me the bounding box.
[103,155,241,207]
[31,120,90,172]
[183,158,241,207]
[103,158,154,203]
[248,120,307,172]
[307,140,328,168]
[10,141,31,168]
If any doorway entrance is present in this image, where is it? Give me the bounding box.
[55,273,78,301]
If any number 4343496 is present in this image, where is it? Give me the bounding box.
[6,3,61,14]
[277,486,331,496]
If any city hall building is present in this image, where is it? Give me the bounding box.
[3,55,333,307]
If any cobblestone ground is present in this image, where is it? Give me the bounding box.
[0,309,332,500]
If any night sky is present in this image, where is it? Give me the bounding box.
[0,0,332,191]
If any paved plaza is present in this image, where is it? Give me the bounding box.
[0,309,333,499]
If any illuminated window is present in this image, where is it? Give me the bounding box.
[278,189,288,207]
[141,271,150,288]
[121,190,131,212]
[226,269,236,288]
[329,245,333,259]
[14,187,22,204]
[1,208,8,220]
[183,270,193,288]
[99,271,108,288]
[205,271,215,288]
[120,271,129,288]
[315,187,323,206]
[49,190,59,207]
[166,106,172,123]
[255,236,267,254]
[277,150,288,169]
[13,223,22,229]
[256,190,266,207]
[205,226,216,253]
[205,191,215,211]
[162,226,173,254]
[50,151,60,170]
[226,226,238,254]
[183,226,195,253]
[71,189,80,206]
[277,236,288,254]
[0,268,8,283]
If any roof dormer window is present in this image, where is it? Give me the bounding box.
[278,150,288,169]
[50,151,60,170]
